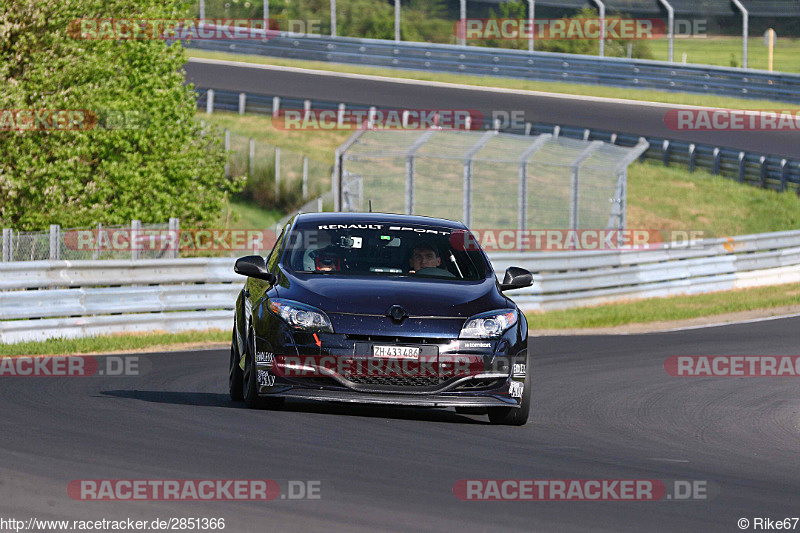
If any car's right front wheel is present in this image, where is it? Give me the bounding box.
[242,324,284,410]
[229,327,244,402]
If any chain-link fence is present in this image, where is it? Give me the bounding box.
[199,124,333,208]
[335,129,649,232]
[1,220,180,262]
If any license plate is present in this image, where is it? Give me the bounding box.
[372,345,420,359]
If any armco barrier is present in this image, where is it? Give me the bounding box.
[2,230,800,343]
[185,33,800,104]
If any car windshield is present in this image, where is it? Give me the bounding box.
[284,222,487,281]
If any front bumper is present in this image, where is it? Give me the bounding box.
[268,387,518,408]
[252,330,527,407]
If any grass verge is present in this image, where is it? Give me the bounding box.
[627,162,800,236]
[186,48,793,110]
[0,330,228,357]
[526,282,800,330]
[648,36,800,73]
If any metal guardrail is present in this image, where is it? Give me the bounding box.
[3,230,800,343]
[197,89,800,194]
[186,33,800,104]
[490,229,800,310]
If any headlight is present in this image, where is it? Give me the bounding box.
[267,299,334,332]
[459,309,517,339]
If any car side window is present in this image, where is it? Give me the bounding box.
[266,224,289,273]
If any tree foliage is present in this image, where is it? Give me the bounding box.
[0,0,241,230]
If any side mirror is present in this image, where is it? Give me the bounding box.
[500,266,533,291]
[234,255,276,284]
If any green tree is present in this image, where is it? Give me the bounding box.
[0,0,241,230]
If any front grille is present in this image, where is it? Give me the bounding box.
[346,375,444,387]
[345,334,451,345]
[288,377,342,388]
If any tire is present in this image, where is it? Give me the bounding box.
[488,353,531,426]
[242,325,284,410]
[229,327,244,401]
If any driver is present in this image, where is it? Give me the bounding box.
[312,246,341,272]
[302,231,342,272]
[409,243,455,277]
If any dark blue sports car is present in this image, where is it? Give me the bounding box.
[229,212,533,425]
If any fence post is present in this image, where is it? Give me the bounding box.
[780,159,788,192]
[224,129,231,179]
[662,139,670,167]
[206,89,214,114]
[333,148,341,211]
[331,0,337,37]
[169,217,180,259]
[759,156,767,188]
[93,223,102,260]
[405,131,435,215]
[712,147,721,175]
[249,138,255,177]
[337,103,346,127]
[131,220,141,261]
[49,224,60,261]
[304,99,311,121]
[238,92,246,115]
[620,169,627,231]
[274,146,281,201]
[272,96,280,117]
[394,0,401,42]
[463,131,496,226]
[459,0,466,46]
[688,143,696,172]
[553,125,560,137]
[583,128,590,140]
[2,228,11,262]
[518,134,552,246]
[591,0,605,57]
[731,0,748,68]
[737,151,745,182]
[528,0,535,52]
[570,141,602,231]
[302,156,309,200]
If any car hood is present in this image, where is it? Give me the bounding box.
[279,271,507,318]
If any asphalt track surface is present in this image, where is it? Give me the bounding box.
[184,60,800,159]
[2,317,799,532]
